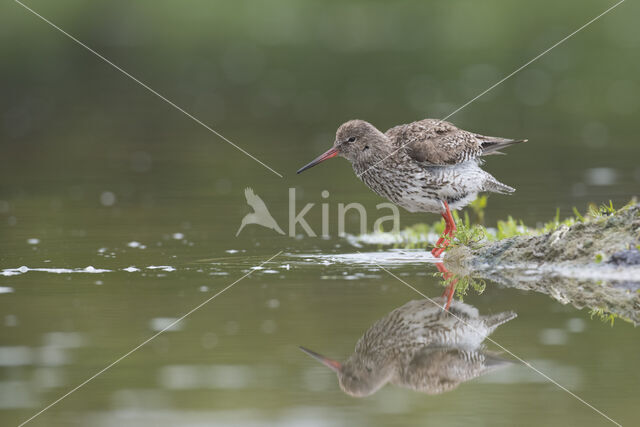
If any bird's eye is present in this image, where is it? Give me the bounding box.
[347,137,356,143]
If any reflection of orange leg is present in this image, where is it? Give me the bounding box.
[431,216,449,257]
[435,262,457,311]
[442,278,457,311]
[431,201,456,258]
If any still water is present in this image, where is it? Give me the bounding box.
[1,202,638,426]
[2,0,640,425]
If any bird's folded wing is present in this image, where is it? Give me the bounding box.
[387,120,483,166]
[394,345,507,394]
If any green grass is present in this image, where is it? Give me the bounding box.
[399,197,637,251]
[434,272,487,301]
[411,198,637,303]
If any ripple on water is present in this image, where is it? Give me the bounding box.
[1,266,111,276]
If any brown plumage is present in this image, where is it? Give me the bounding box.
[297,118,527,257]
[388,119,526,165]
[300,298,517,397]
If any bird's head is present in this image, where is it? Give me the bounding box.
[296,120,387,174]
[299,346,389,397]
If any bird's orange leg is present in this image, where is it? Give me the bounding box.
[431,213,450,257]
[431,201,456,258]
[443,201,457,237]
[435,262,457,311]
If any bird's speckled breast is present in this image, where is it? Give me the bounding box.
[353,158,487,213]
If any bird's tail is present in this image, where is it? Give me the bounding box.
[484,311,517,330]
[482,352,513,370]
[484,176,515,194]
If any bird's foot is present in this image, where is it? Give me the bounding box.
[431,236,451,258]
[431,246,445,258]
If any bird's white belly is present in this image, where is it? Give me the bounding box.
[393,163,485,213]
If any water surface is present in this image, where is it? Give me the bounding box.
[1,1,639,425]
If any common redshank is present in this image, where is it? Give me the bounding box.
[297,119,526,257]
[300,299,516,396]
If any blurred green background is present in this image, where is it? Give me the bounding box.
[2,0,639,226]
[1,1,639,426]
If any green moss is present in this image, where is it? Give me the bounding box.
[398,198,637,250]
[589,307,617,327]
[433,271,487,301]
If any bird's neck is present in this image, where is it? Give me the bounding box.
[352,144,395,177]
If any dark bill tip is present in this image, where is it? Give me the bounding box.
[296,147,339,174]
[299,346,342,372]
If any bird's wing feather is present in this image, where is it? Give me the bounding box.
[387,119,483,165]
[392,346,462,394]
[394,345,509,394]
[387,119,525,165]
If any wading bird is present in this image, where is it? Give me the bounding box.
[300,298,516,397]
[297,119,526,257]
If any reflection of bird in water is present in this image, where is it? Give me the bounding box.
[235,187,285,236]
[296,119,526,257]
[301,298,516,397]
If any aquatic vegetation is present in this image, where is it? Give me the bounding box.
[435,272,487,301]
[589,307,618,327]
[396,197,638,251]
[348,198,640,322]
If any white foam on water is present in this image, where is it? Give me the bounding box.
[293,249,439,266]
[123,266,140,272]
[27,238,40,245]
[0,287,14,294]
[1,266,112,276]
[147,266,176,272]
[0,271,21,277]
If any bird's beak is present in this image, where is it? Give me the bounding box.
[299,346,342,373]
[296,147,339,174]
